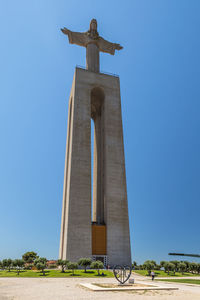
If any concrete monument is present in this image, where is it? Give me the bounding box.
[59,19,131,266]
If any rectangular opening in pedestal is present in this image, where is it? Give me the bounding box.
[91,118,94,221]
[92,224,106,255]
[91,87,105,225]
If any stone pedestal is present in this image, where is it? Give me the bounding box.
[59,67,131,266]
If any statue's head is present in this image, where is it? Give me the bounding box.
[90,19,97,31]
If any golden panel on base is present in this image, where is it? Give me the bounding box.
[92,224,106,255]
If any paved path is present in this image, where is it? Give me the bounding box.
[157,276,200,280]
[133,272,200,280]
[0,276,200,300]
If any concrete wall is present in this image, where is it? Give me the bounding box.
[59,67,131,266]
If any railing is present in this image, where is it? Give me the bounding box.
[76,65,119,78]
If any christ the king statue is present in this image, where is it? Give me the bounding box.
[61,19,123,72]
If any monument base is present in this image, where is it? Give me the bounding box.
[59,67,131,267]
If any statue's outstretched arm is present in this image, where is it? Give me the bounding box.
[61,28,87,47]
[98,37,123,55]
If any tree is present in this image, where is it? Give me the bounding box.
[78,258,92,273]
[35,263,46,276]
[179,262,186,275]
[150,260,157,268]
[7,259,13,272]
[155,264,161,271]
[189,262,197,274]
[90,260,104,276]
[0,261,2,269]
[150,260,160,270]
[168,263,175,275]
[163,262,170,274]
[196,264,200,274]
[194,263,198,274]
[183,261,190,272]
[143,260,155,276]
[22,251,38,263]
[24,263,33,270]
[2,259,8,270]
[164,262,176,275]
[138,264,143,270]
[34,257,47,276]
[13,259,24,275]
[170,261,180,274]
[160,261,166,268]
[2,259,13,272]
[132,261,137,270]
[67,262,78,275]
[57,259,69,273]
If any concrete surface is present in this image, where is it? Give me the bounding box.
[1,276,200,300]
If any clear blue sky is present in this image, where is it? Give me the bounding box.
[0,0,200,264]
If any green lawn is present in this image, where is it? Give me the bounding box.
[134,270,199,277]
[158,279,200,285]
[0,269,113,278]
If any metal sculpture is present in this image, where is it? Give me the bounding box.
[113,265,132,284]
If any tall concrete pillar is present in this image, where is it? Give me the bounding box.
[59,67,131,266]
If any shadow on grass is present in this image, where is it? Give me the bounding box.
[1,270,27,276]
[4,270,27,274]
[39,271,50,277]
[154,272,187,277]
[83,271,95,274]
[68,273,107,277]
[63,270,73,274]
[58,270,75,275]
